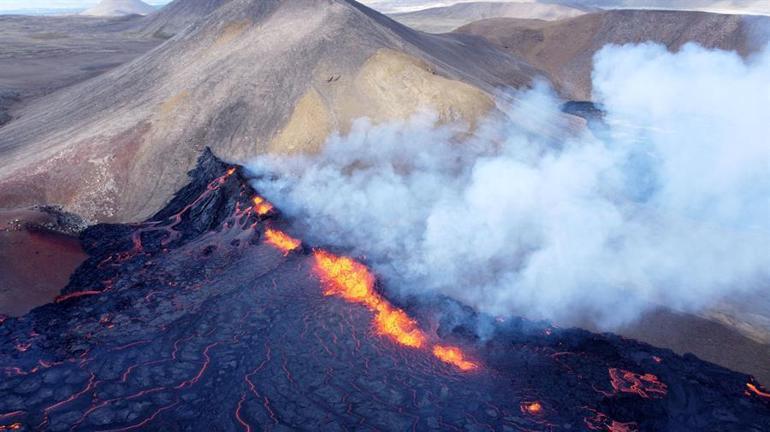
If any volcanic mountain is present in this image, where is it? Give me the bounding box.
[140,0,234,38]
[0,149,768,431]
[390,1,591,33]
[0,0,537,223]
[457,9,770,100]
[80,0,157,17]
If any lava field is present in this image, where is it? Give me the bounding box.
[1,149,769,431]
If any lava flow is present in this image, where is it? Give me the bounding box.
[252,196,274,216]
[312,249,481,368]
[432,345,479,371]
[264,229,301,255]
[747,382,770,399]
[2,150,769,431]
[313,250,427,349]
[608,368,668,399]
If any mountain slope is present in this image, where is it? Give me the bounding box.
[457,9,770,99]
[140,0,234,38]
[0,0,537,222]
[390,1,591,33]
[81,0,157,16]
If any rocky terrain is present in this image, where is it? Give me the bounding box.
[0,0,537,223]
[139,0,234,38]
[0,14,162,126]
[1,150,768,431]
[457,9,770,100]
[1,2,769,427]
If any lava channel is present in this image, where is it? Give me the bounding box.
[252,196,274,216]
[264,229,301,255]
[312,248,479,370]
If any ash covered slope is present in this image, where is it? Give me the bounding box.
[0,149,769,431]
[390,1,591,33]
[140,0,234,38]
[80,0,157,17]
[0,0,536,223]
[458,9,770,100]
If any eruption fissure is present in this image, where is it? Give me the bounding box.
[264,228,301,255]
[257,212,478,370]
[252,196,274,216]
[311,249,477,370]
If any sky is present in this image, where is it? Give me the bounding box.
[0,0,171,11]
[1,0,767,14]
[0,0,514,13]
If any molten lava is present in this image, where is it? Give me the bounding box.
[264,229,301,255]
[313,250,376,305]
[0,423,21,431]
[608,368,667,399]
[521,401,543,415]
[747,382,770,399]
[313,250,425,349]
[252,196,274,216]
[374,304,425,348]
[432,345,479,371]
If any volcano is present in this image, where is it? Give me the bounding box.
[0,0,537,223]
[0,150,768,431]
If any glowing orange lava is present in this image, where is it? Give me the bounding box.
[432,345,479,371]
[313,250,377,306]
[608,368,667,399]
[264,229,301,255]
[521,401,543,415]
[252,196,274,216]
[747,383,770,398]
[313,250,426,349]
[374,304,425,348]
[0,423,22,431]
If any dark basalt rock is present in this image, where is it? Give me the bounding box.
[562,100,605,123]
[0,148,768,431]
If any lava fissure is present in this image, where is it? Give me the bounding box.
[0,150,768,431]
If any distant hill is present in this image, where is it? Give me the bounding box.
[81,0,156,17]
[390,1,592,33]
[561,0,770,16]
[364,0,770,17]
[457,9,770,99]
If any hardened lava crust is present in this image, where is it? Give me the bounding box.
[1,149,768,431]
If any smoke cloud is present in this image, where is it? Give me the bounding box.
[248,43,770,329]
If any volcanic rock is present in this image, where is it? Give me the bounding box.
[0,149,768,431]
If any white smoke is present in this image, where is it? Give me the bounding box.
[248,43,770,329]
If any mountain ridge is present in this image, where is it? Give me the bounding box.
[0,0,538,222]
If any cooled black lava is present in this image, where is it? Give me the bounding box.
[1,150,768,431]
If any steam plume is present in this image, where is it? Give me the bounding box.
[248,43,770,328]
